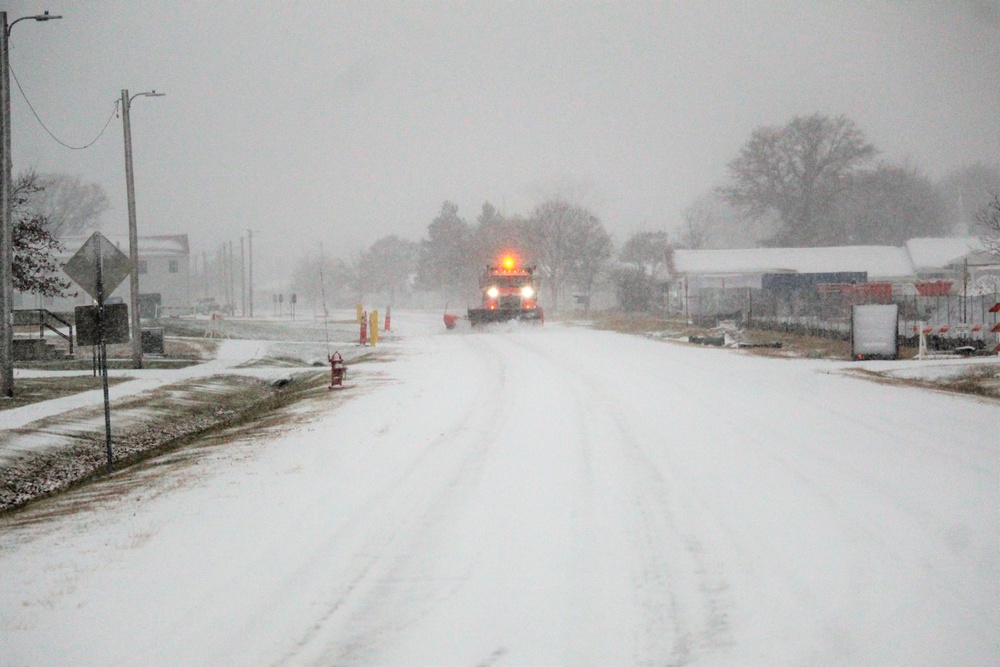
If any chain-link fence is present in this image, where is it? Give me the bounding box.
[685,287,1000,352]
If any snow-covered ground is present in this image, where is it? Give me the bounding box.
[1,312,997,666]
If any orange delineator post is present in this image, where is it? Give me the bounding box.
[384,305,391,331]
[370,310,379,347]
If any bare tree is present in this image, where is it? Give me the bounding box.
[615,230,673,312]
[678,191,772,249]
[938,162,1000,235]
[977,193,1000,257]
[29,172,110,237]
[361,235,419,303]
[677,205,713,249]
[569,216,613,311]
[290,251,354,312]
[620,230,673,276]
[721,113,877,246]
[830,164,949,245]
[10,172,73,297]
[525,199,610,312]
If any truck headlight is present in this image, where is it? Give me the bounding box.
[521,286,534,298]
[487,286,500,298]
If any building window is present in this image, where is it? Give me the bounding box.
[138,260,148,275]
[169,260,179,274]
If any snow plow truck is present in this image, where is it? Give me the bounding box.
[466,255,544,327]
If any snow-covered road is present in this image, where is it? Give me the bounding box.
[1,317,998,665]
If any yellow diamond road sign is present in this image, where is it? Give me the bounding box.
[63,232,133,301]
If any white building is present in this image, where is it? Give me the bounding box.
[15,234,191,317]
[657,236,1000,323]
[663,237,998,290]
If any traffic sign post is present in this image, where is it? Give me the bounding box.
[64,233,133,470]
[63,232,133,303]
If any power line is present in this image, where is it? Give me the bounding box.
[9,62,119,150]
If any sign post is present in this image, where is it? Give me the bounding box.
[64,233,133,470]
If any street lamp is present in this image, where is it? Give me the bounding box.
[0,10,62,397]
[122,88,164,370]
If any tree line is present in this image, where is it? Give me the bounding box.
[10,112,1000,315]
[685,113,1000,251]
[290,198,615,314]
[296,113,1000,315]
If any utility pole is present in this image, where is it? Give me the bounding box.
[0,13,14,397]
[0,10,61,397]
[963,257,969,324]
[228,240,235,314]
[223,244,229,306]
[217,245,224,304]
[247,229,254,318]
[122,88,164,370]
[240,236,246,316]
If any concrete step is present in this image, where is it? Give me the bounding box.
[13,338,74,361]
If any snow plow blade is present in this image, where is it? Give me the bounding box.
[467,308,544,327]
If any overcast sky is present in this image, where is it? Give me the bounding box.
[6,1,1000,286]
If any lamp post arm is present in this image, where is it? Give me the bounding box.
[129,91,165,107]
[6,12,62,36]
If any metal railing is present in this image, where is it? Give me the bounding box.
[13,308,74,354]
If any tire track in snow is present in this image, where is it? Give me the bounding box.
[502,330,737,666]
[534,330,999,664]
[273,335,512,666]
[661,358,1000,653]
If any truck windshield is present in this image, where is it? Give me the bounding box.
[491,275,530,288]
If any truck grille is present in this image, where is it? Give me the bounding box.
[498,295,522,309]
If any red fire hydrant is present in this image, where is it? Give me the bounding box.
[328,351,346,389]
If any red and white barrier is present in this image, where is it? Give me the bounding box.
[912,323,986,335]
[914,317,1000,357]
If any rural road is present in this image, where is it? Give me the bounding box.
[1,316,997,665]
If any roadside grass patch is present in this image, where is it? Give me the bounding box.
[591,314,681,334]
[916,364,1000,400]
[594,312,999,401]
[590,312,911,361]
[0,376,131,411]
[847,365,1000,401]
[0,370,336,516]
